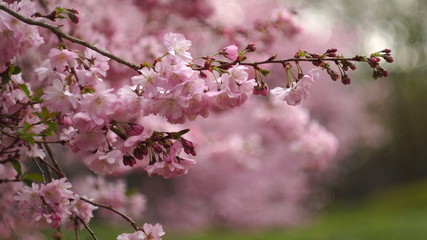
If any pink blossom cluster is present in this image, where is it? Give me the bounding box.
[132,33,256,123]
[31,35,203,177]
[14,178,97,229]
[0,165,44,239]
[0,0,44,72]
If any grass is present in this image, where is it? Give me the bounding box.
[46,179,427,240]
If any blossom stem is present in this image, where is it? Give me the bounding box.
[80,197,142,231]
[74,218,80,240]
[36,157,54,181]
[0,4,141,71]
[76,216,97,240]
[0,178,20,184]
[32,158,47,183]
[43,143,66,178]
[36,155,60,179]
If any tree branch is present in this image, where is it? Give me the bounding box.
[43,143,65,178]
[0,4,141,71]
[81,197,142,231]
[76,216,97,240]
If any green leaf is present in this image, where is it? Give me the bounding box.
[45,121,58,135]
[19,133,36,144]
[32,87,44,102]
[34,112,43,119]
[18,84,31,99]
[22,122,32,134]
[81,86,95,94]
[1,75,10,87]
[41,107,49,118]
[23,179,33,187]
[11,160,22,177]
[178,129,190,135]
[23,173,44,182]
[259,69,270,77]
[9,65,21,75]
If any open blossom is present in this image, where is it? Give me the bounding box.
[117,231,147,240]
[270,68,319,105]
[163,32,192,63]
[148,92,189,124]
[48,48,79,72]
[79,86,117,125]
[42,79,78,112]
[131,67,160,95]
[82,149,123,174]
[223,45,239,61]
[116,223,164,240]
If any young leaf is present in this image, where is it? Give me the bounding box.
[11,160,22,177]
[23,173,44,182]
[1,75,10,87]
[259,69,270,77]
[18,84,31,99]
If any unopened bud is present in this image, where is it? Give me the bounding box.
[383,55,394,63]
[367,57,381,68]
[327,68,339,81]
[342,75,351,85]
[123,155,137,167]
[245,43,256,52]
[152,143,163,153]
[126,124,144,136]
[381,48,392,54]
[199,71,207,78]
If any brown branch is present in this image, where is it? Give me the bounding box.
[32,158,47,183]
[0,178,20,184]
[74,218,81,240]
[36,156,60,178]
[43,143,65,178]
[76,216,97,240]
[239,57,359,66]
[0,4,141,71]
[81,197,142,231]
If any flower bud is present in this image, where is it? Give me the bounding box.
[123,155,137,167]
[383,55,394,63]
[245,43,256,52]
[342,75,351,85]
[126,124,144,136]
[223,45,239,61]
[152,143,163,153]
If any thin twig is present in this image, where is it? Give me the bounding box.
[0,4,141,71]
[76,216,97,240]
[36,156,60,179]
[81,197,142,231]
[239,57,359,66]
[43,143,65,178]
[32,158,47,183]
[0,178,20,184]
[74,217,80,240]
